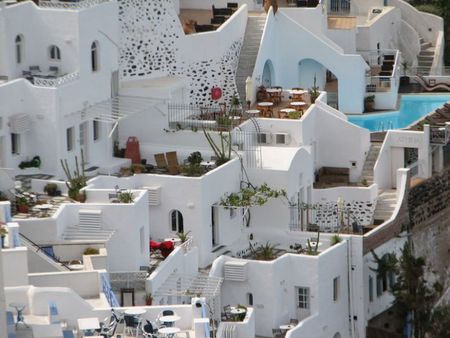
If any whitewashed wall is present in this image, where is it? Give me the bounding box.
[252,8,368,113]
[146,245,199,301]
[387,0,443,45]
[212,241,351,338]
[356,7,401,51]
[374,128,429,190]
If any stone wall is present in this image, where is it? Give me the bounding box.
[408,167,450,283]
[118,0,243,106]
[408,167,450,227]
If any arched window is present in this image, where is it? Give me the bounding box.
[49,45,61,61]
[91,41,99,72]
[15,35,23,64]
[170,210,184,233]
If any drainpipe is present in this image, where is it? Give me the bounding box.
[346,238,355,338]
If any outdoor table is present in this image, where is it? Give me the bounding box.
[266,88,281,93]
[257,102,274,107]
[159,326,181,337]
[290,102,307,112]
[124,308,147,337]
[246,109,260,117]
[159,314,181,327]
[9,302,28,327]
[280,324,295,332]
[77,317,100,336]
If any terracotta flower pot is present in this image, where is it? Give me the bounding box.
[17,204,29,213]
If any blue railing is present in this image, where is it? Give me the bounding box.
[101,273,120,307]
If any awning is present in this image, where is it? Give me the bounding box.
[153,272,223,299]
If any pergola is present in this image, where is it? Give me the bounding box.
[153,272,223,299]
[80,95,166,137]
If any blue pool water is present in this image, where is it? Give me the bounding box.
[348,95,450,131]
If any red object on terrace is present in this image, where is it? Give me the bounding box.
[149,240,174,258]
[124,136,141,164]
[211,86,222,100]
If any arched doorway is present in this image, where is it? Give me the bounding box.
[262,59,275,87]
[298,59,339,108]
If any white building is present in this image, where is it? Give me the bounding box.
[0,0,448,338]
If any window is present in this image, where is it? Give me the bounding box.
[247,293,253,306]
[49,45,61,61]
[93,120,100,141]
[376,275,383,297]
[15,35,23,64]
[369,276,373,302]
[91,41,99,72]
[170,210,184,233]
[66,127,74,151]
[333,277,340,302]
[296,287,310,309]
[140,227,145,253]
[11,133,20,154]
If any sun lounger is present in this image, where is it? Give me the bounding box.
[415,75,450,92]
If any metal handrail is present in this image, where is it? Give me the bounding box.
[19,233,72,270]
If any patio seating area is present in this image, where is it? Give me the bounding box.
[118,150,221,177]
[180,2,238,34]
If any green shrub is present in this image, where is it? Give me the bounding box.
[83,247,99,255]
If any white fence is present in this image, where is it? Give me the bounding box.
[39,0,110,10]
[33,72,80,88]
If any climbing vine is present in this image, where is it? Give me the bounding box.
[219,183,287,208]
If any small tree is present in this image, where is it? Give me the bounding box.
[203,129,232,166]
[392,242,436,338]
[60,151,87,201]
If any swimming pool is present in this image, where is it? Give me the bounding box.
[348,95,450,131]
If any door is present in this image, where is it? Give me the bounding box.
[79,122,89,163]
[296,287,311,321]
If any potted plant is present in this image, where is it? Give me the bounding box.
[60,152,87,202]
[364,95,375,112]
[17,196,29,213]
[308,75,320,104]
[83,247,100,255]
[400,61,410,86]
[44,183,58,197]
[177,230,191,243]
[118,190,134,203]
[144,293,153,306]
[264,0,278,13]
[288,111,302,119]
[0,225,8,248]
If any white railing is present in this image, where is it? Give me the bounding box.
[39,0,110,10]
[33,72,79,88]
[180,236,193,253]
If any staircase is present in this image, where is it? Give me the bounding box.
[361,143,382,185]
[417,36,435,75]
[372,190,397,223]
[62,225,114,241]
[235,14,266,102]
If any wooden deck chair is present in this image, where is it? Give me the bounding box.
[165,151,180,175]
[154,153,168,169]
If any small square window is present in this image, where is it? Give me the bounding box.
[93,120,100,141]
[66,127,74,151]
[11,133,20,154]
[333,276,340,302]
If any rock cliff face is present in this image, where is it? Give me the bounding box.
[408,168,450,284]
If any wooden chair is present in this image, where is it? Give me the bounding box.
[165,151,180,175]
[154,153,168,169]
